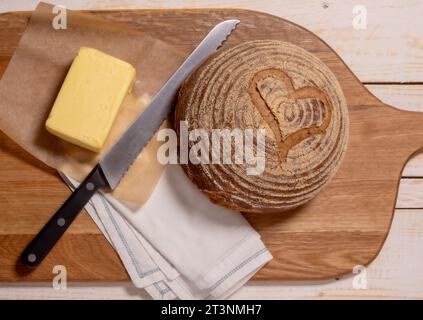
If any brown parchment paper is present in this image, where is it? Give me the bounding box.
[0,2,185,204]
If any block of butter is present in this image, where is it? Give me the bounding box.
[46,47,136,152]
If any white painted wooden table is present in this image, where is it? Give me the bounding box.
[1,0,423,299]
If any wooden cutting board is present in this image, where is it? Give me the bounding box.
[1,8,422,282]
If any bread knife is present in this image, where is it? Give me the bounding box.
[21,19,240,266]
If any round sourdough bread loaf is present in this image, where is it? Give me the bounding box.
[175,40,349,213]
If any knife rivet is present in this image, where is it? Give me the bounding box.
[57,218,66,227]
[28,253,36,263]
[86,182,95,191]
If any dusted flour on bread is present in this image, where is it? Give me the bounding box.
[175,40,349,213]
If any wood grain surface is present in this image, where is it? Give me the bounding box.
[3,0,422,83]
[1,8,423,282]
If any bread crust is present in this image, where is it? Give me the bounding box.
[175,40,349,213]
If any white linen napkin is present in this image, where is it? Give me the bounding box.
[60,164,272,299]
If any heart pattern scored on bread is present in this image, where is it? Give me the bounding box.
[248,68,333,162]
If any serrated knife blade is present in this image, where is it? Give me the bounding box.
[100,19,240,189]
[21,19,240,267]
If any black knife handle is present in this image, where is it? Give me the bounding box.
[21,164,108,267]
